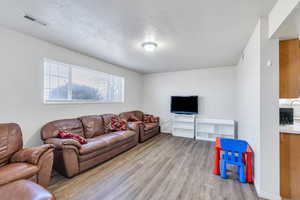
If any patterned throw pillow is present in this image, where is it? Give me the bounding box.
[143,114,158,123]
[58,131,87,144]
[109,116,127,131]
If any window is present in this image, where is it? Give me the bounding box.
[43,59,124,103]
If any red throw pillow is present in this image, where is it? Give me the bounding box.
[58,131,87,144]
[109,116,127,131]
[143,114,158,123]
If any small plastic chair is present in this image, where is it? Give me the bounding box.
[220,138,248,183]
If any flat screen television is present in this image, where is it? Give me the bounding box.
[171,96,198,114]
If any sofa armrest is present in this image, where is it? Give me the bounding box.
[127,122,141,132]
[128,121,145,128]
[10,144,54,165]
[45,138,82,149]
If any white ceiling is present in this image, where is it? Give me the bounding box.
[0,0,277,74]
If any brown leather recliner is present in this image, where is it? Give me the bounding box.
[41,114,139,178]
[0,180,56,200]
[119,111,160,142]
[0,123,54,187]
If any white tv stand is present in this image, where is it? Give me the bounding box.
[171,114,236,141]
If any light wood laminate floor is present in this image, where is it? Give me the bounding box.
[49,133,260,200]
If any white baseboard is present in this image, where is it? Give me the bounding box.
[255,181,281,200]
[257,191,281,200]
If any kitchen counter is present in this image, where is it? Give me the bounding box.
[280,123,300,134]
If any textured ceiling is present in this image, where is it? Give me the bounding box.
[0,0,277,74]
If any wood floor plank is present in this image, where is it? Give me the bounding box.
[49,134,260,200]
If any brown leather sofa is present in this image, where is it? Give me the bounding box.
[41,114,139,178]
[119,111,160,142]
[0,123,54,187]
[0,180,56,200]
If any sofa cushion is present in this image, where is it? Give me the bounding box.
[79,137,108,155]
[79,131,136,161]
[102,114,115,133]
[144,123,159,131]
[113,130,136,140]
[41,119,84,140]
[79,131,136,155]
[80,115,105,138]
[0,163,39,186]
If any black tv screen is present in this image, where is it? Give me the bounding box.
[171,96,198,114]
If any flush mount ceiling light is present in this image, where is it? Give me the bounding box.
[142,42,158,52]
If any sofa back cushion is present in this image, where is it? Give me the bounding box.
[0,123,23,166]
[101,114,117,133]
[119,111,143,122]
[41,119,84,140]
[79,115,105,138]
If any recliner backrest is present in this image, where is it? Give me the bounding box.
[0,123,23,166]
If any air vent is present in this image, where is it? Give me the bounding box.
[24,14,47,26]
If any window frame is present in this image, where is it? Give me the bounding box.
[42,58,125,104]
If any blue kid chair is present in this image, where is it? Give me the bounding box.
[220,138,248,183]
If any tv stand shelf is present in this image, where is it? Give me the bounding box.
[171,114,236,141]
[172,114,195,139]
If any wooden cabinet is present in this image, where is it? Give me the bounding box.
[280,39,300,98]
[280,133,300,199]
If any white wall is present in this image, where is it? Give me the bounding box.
[143,67,236,132]
[236,18,280,200]
[269,0,300,38]
[0,26,143,147]
[236,20,262,191]
[260,18,280,200]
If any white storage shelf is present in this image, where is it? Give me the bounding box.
[172,114,195,139]
[173,119,194,123]
[172,114,236,141]
[173,125,194,130]
[196,119,236,141]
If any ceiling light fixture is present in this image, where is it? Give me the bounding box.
[142,42,157,52]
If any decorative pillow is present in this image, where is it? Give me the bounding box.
[143,114,158,123]
[109,116,127,131]
[58,131,87,144]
